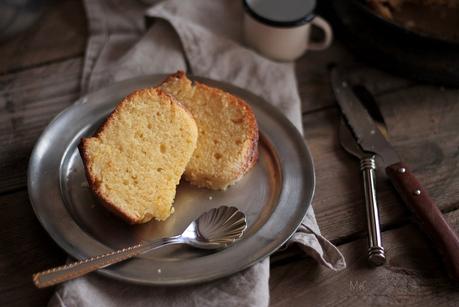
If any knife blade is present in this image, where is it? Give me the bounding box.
[331,66,459,280]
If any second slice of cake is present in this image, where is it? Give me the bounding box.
[161,71,259,190]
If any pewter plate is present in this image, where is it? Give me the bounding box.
[28,75,315,285]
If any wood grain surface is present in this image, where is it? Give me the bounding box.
[0,58,83,193]
[0,0,86,74]
[0,191,66,307]
[270,211,459,307]
[0,0,458,306]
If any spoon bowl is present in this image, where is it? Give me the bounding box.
[185,206,247,249]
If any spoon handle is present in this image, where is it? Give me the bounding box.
[33,237,181,288]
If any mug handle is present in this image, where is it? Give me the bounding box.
[308,16,333,51]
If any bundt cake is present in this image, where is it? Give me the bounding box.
[160,71,259,190]
[79,88,198,224]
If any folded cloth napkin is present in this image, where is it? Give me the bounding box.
[49,1,345,306]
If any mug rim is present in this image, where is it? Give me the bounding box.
[243,0,315,28]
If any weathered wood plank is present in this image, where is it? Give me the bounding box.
[0,190,66,307]
[0,58,83,193]
[296,43,353,113]
[375,85,459,212]
[296,43,414,113]
[0,0,86,74]
[270,210,459,307]
[378,85,459,142]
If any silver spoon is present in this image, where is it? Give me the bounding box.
[33,206,246,288]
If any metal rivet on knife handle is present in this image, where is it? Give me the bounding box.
[386,162,459,280]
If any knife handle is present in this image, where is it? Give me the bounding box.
[386,162,459,280]
[361,156,386,265]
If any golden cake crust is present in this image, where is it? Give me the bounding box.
[79,88,197,224]
[160,71,259,190]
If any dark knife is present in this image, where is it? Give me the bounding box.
[331,67,459,280]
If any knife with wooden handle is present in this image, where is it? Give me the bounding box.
[331,67,459,280]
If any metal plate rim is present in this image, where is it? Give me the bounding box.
[27,74,315,286]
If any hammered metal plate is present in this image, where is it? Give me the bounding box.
[28,75,315,285]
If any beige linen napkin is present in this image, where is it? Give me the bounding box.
[49,1,345,306]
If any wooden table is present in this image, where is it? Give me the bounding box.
[1,1,458,306]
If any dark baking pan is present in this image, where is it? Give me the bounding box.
[352,0,459,47]
[329,0,459,87]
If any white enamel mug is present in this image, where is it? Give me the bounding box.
[243,0,333,61]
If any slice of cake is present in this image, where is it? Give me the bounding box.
[79,88,198,224]
[160,71,259,190]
